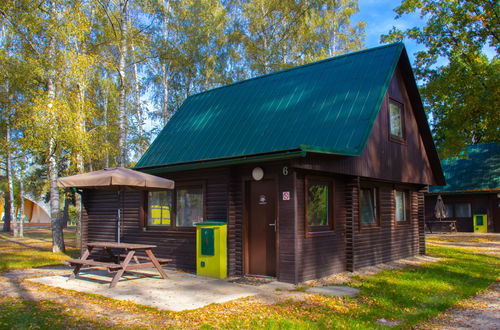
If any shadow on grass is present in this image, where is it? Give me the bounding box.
[346,246,499,327]
[0,297,108,329]
[220,246,499,329]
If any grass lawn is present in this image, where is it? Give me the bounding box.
[0,228,78,271]
[0,231,498,329]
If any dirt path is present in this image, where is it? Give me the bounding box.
[421,282,500,330]
[426,233,500,257]
[423,233,500,329]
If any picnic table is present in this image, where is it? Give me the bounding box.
[67,242,171,288]
[425,220,457,233]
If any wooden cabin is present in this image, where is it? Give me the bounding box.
[425,143,500,233]
[82,43,445,283]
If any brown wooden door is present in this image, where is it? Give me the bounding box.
[247,180,276,276]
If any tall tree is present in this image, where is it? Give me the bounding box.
[3,0,95,251]
[381,0,499,157]
[242,0,365,75]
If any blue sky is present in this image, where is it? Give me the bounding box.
[354,0,426,64]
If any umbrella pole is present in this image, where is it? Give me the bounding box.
[117,190,121,243]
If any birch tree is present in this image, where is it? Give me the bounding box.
[242,0,365,75]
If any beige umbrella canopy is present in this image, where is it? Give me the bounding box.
[58,167,174,243]
[58,167,174,190]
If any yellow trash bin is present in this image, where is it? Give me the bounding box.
[473,214,488,233]
[196,222,227,279]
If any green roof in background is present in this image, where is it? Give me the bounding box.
[430,143,500,193]
[136,43,406,169]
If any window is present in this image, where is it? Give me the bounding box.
[454,203,471,217]
[389,100,404,139]
[306,179,333,232]
[148,191,173,226]
[395,190,408,222]
[444,204,453,218]
[146,184,204,228]
[176,186,204,227]
[360,188,377,225]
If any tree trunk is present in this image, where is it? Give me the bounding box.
[6,123,17,237]
[161,61,169,124]
[48,139,64,252]
[103,92,110,168]
[75,191,82,249]
[161,1,170,125]
[18,172,24,237]
[131,43,144,151]
[47,0,64,253]
[3,191,11,232]
[117,0,129,167]
[62,194,70,228]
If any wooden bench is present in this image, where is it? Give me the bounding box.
[425,220,457,233]
[67,242,169,288]
[67,259,122,271]
[118,254,172,265]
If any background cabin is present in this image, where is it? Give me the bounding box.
[425,143,500,233]
[81,43,444,283]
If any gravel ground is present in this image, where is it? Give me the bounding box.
[421,282,500,330]
[423,233,500,329]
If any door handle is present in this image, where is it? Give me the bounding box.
[269,220,277,231]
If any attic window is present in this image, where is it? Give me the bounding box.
[389,100,404,140]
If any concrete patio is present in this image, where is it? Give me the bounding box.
[28,268,359,311]
[29,269,265,311]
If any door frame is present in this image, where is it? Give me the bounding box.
[243,177,279,277]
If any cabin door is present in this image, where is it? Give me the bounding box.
[247,180,277,277]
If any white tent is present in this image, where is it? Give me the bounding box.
[0,195,50,224]
[23,196,50,224]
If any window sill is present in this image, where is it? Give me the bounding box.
[143,227,196,234]
[359,224,381,232]
[305,230,335,238]
[389,135,406,145]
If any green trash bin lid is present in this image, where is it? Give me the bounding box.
[195,221,227,226]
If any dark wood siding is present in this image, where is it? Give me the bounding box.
[425,193,500,233]
[82,167,230,272]
[277,167,296,283]
[348,180,421,270]
[227,167,243,276]
[83,190,118,244]
[295,172,346,282]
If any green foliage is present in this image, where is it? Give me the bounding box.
[242,0,365,75]
[424,56,499,157]
[381,0,500,157]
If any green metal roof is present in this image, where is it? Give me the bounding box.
[136,43,406,169]
[430,143,500,193]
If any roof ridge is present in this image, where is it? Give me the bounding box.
[187,42,404,99]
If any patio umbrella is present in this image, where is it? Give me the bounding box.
[434,195,446,220]
[58,167,174,190]
[58,167,174,242]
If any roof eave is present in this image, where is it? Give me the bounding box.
[427,188,500,195]
[135,149,307,174]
